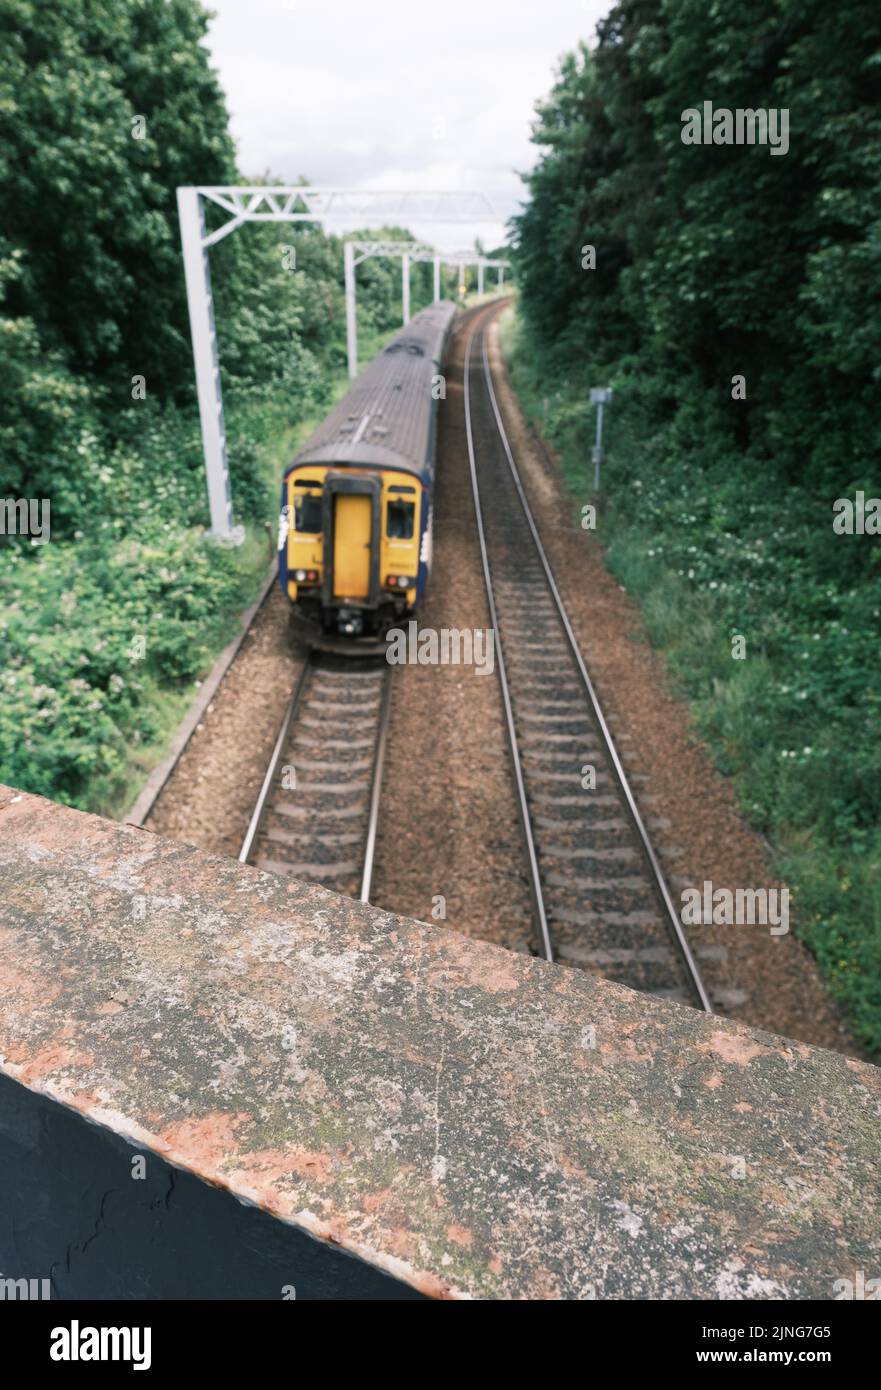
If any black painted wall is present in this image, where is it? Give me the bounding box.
[0,1072,423,1300]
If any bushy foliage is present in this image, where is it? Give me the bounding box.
[0,521,252,808]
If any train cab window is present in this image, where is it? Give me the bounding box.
[387,499,415,539]
[294,490,322,533]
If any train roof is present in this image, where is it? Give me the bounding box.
[287,300,457,483]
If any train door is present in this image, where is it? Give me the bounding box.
[321,474,382,632]
[333,494,372,599]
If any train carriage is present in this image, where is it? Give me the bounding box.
[278,300,456,646]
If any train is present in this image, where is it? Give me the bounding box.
[277,300,457,648]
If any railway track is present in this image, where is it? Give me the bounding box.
[239,651,392,903]
[464,308,713,1012]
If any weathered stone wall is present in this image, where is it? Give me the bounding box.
[0,785,878,1299]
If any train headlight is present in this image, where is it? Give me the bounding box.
[295,569,307,582]
[295,569,319,584]
[386,574,415,589]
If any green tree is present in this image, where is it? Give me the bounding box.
[0,0,236,398]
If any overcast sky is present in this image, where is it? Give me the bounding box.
[204,0,612,248]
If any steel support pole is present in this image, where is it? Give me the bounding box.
[478,261,484,296]
[402,252,410,324]
[499,266,505,288]
[344,240,358,380]
[594,401,604,490]
[176,187,237,541]
[433,255,440,302]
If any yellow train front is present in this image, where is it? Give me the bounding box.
[278,301,456,649]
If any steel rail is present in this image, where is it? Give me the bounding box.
[240,650,393,906]
[238,655,313,865]
[359,665,394,904]
[463,314,555,963]
[471,315,713,1013]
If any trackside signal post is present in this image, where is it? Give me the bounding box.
[590,386,613,490]
[176,186,498,541]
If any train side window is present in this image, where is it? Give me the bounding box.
[387,499,415,539]
[294,492,322,533]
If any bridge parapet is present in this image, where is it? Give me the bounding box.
[0,784,877,1300]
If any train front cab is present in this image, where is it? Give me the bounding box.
[282,464,424,637]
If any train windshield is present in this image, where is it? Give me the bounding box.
[387,499,415,539]
[294,491,322,533]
